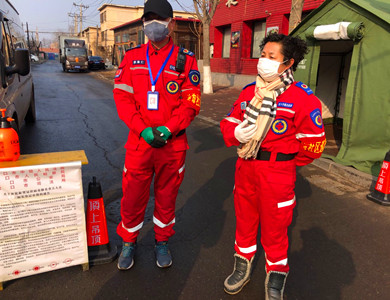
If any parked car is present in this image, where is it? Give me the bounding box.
[0,1,35,133]
[88,56,106,70]
[30,53,39,62]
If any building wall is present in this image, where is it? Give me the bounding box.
[99,5,144,58]
[210,0,325,75]
[99,4,196,61]
[113,18,202,66]
[80,27,101,56]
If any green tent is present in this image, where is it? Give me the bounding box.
[290,0,390,176]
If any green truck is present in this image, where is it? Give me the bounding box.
[59,36,88,72]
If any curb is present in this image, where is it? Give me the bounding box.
[91,72,113,84]
[197,115,219,126]
[312,157,376,190]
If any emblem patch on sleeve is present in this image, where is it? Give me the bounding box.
[114,68,123,79]
[310,108,323,128]
[189,70,200,86]
[271,119,288,135]
[240,101,247,110]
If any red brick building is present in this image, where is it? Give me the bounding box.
[210,0,325,76]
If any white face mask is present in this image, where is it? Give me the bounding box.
[257,57,287,82]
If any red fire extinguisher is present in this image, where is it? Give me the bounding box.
[0,108,20,161]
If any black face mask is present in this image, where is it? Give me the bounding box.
[143,20,170,42]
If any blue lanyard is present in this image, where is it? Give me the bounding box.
[146,43,174,92]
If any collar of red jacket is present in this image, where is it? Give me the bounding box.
[147,37,173,56]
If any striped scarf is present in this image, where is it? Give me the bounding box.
[237,68,294,159]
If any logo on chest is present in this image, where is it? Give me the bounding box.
[166,81,180,94]
[271,119,288,135]
[133,60,145,65]
[277,102,294,108]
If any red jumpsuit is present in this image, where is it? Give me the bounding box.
[220,81,326,273]
[113,38,200,243]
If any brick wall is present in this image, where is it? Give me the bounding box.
[210,0,324,75]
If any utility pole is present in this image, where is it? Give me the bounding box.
[289,0,305,33]
[73,2,89,34]
[26,22,30,52]
[68,12,79,35]
[96,25,99,56]
[36,26,40,50]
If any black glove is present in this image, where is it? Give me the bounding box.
[149,127,167,148]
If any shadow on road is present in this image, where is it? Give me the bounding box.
[94,150,236,299]
[287,227,356,299]
[285,169,356,299]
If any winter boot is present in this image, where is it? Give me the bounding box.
[265,271,288,300]
[224,253,254,295]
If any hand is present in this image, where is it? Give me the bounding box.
[156,126,171,141]
[151,127,166,148]
[234,120,257,144]
[141,127,166,148]
[141,127,154,144]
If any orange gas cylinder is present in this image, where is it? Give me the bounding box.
[0,108,20,161]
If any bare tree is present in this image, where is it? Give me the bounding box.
[189,19,203,60]
[192,0,220,94]
[289,0,305,33]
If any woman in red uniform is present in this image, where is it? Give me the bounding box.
[220,33,326,299]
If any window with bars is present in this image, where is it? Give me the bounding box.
[251,21,266,58]
[222,26,231,58]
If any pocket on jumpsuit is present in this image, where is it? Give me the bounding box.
[265,164,296,226]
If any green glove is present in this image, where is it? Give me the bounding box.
[141,127,154,144]
[156,126,171,141]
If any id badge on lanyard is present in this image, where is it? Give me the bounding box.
[147,87,159,110]
[146,44,174,111]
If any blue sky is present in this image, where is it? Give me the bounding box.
[10,0,195,43]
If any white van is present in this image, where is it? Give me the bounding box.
[0,0,35,131]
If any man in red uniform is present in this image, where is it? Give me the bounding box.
[221,34,326,298]
[113,0,201,270]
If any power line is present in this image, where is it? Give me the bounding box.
[68,12,79,35]
[73,2,89,32]
[26,31,74,34]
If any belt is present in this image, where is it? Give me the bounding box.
[256,151,297,161]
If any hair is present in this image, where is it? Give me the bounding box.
[259,33,308,72]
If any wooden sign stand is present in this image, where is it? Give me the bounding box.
[0,150,89,291]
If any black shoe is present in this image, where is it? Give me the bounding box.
[265,271,288,300]
[224,254,254,295]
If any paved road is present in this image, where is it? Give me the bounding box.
[2,60,390,299]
